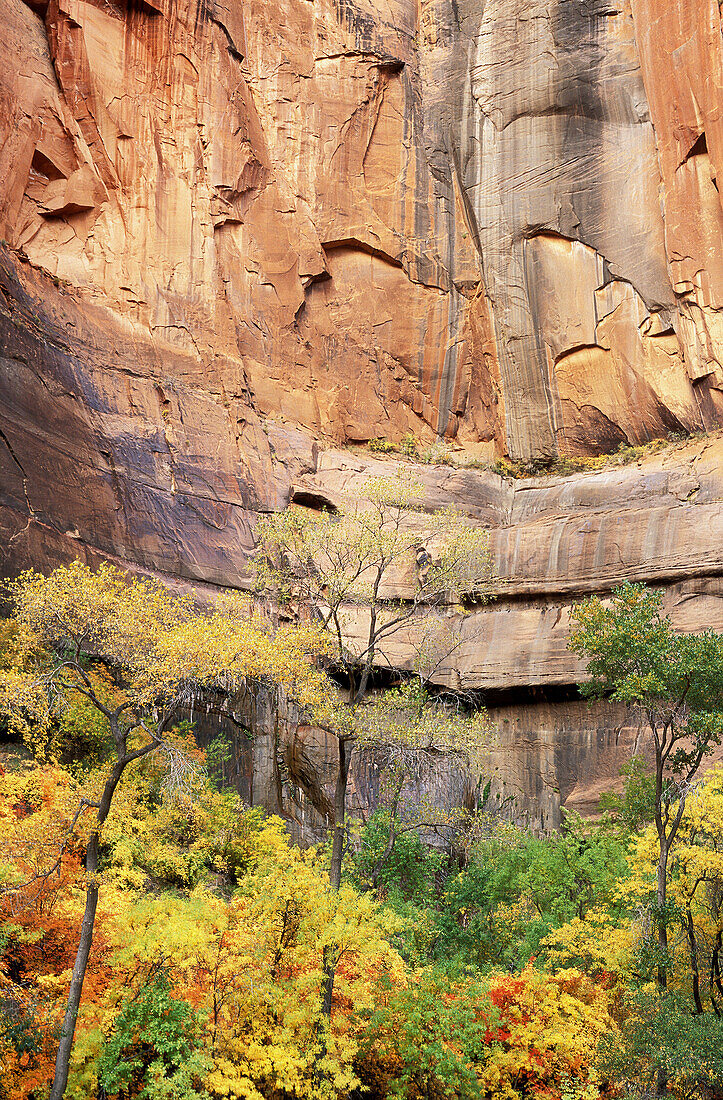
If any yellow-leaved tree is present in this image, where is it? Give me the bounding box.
[542,767,723,1099]
[623,765,723,1014]
[63,814,404,1100]
[0,560,330,1100]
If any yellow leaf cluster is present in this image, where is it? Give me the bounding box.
[482,967,617,1100]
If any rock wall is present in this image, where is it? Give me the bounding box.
[2,0,723,825]
[283,441,723,828]
[2,0,723,468]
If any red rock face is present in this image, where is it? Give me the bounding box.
[0,0,487,454]
[2,0,723,822]
[631,0,723,397]
[3,0,722,470]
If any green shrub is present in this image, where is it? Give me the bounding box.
[597,990,723,1100]
[354,964,492,1100]
[97,972,210,1100]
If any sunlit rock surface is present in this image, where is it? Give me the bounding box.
[2,0,723,465]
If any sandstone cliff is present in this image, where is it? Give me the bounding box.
[2,0,723,469]
[2,0,723,825]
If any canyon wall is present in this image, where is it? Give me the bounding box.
[3,0,723,469]
[2,0,723,824]
[283,440,723,829]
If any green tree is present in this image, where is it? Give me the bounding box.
[354,965,491,1099]
[570,583,723,990]
[97,971,210,1099]
[598,990,723,1100]
[570,583,723,1095]
[348,806,445,907]
[428,816,627,972]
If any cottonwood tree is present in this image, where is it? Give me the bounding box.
[569,582,723,1000]
[0,561,328,1100]
[255,472,494,1021]
[256,472,493,885]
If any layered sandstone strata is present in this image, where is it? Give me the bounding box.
[292,439,723,688]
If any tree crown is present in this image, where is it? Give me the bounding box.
[254,472,493,690]
[570,582,723,771]
[1,561,332,754]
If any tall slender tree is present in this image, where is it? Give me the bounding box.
[256,471,494,888]
[570,582,723,1095]
[571,584,723,983]
[0,561,328,1099]
[255,471,494,1025]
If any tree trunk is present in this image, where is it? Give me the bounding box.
[49,763,125,1100]
[320,736,352,1030]
[320,943,337,1020]
[684,903,703,1014]
[328,737,350,892]
[656,827,669,991]
[712,931,723,1012]
[655,837,669,1097]
[49,847,99,1100]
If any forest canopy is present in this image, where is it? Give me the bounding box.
[1,564,723,1100]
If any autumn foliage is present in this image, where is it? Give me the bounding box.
[5,749,723,1098]
[0,756,621,1100]
[2,567,723,1100]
